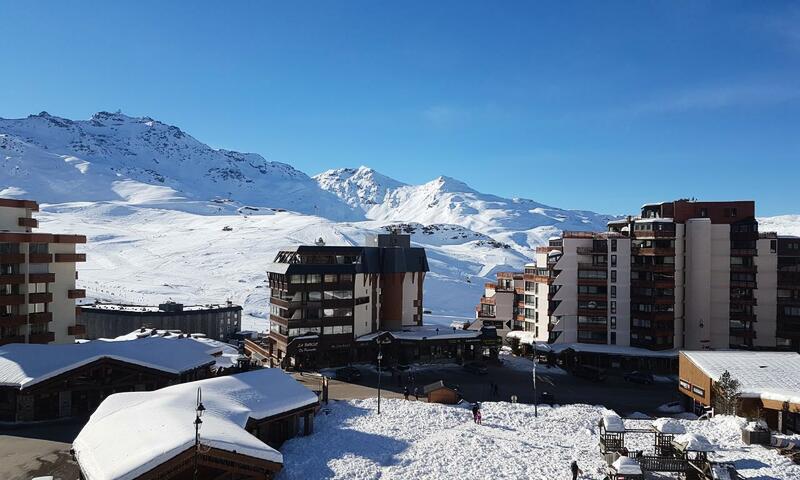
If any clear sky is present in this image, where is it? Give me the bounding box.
[1,1,798,216]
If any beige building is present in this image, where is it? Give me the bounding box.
[472,271,523,338]
[528,200,800,354]
[0,198,86,345]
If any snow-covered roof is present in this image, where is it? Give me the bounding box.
[673,433,714,452]
[545,342,679,358]
[682,351,800,405]
[73,369,318,480]
[101,329,240,371]
[0,338,216,389]
[651,418,686,434]
[612,456,642,475]
[602,414,625,433]
[81,302,240,313]
[356,326,481,342]
[634,217,674,223]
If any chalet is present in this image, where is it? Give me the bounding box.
[679,350,800,433]
[422,380,460,404]
[73,369,319,480]
[0,337,215,422]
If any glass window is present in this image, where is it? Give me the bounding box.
[307,291,322,301]
[324,290,353,300]
[289,275,304,284]
[324,274,337,283]
[306,274,322,284]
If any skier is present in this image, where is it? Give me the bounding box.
[570,459,582,480]
[403,386,410,400]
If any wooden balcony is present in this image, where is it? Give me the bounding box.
[730,248,757,256]
[577,293,608,303]
[632,230,675,239]
[576,247,607,256]
[28,292,53,304]
[0,274,25,285]
[28,253,53,263]
[67,289,87,299]
[631,247,675,256]
[54,253,86,262]
[631,264,674,273]
[28,311,53,323]
[68,324,87,336]
[29,332,55,344]
[18,217,38,228]
[0,294,25,306]
[577,308,607,317]
[577,278,608,286]
[0,253,25,264]
[29,272,56,283]
[0,314,27,328]
[578,263,608,271]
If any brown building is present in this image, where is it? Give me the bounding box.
[1,198,86,345]
[472,271,524,338]
[679,350,800,433]
[423,380,460,404]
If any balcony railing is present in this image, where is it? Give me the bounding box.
[29,332,55,344]
[29,272,56,283]
[578,263,607,271]
[631,247,675,256]
[18,217,38,228]
[576,247,607,256]
[28,253,53,264]
[0,294,26,306]
[68,289,86,299]
[28,292,53,304]
[0,253,26,264]
[0,314,27,328]
[54,253,86,262]
[28,312,53,323]
[0,274,25,285]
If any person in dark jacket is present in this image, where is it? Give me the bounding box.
[403,386,410,400]
[471,403,479,423]
[570,460,582,480]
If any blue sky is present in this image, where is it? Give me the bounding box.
[1,1,798,216]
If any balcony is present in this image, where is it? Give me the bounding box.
[18,217,38,228]
[631,247,675,256]
[577,308,607,317]
[630,278,674,289]
[577,293,608,302]
[577,278,607,286]
[578,263,608,271]
[28,311,53,323]
[730,264,757,273]
[576,247,607,256]
[730,248,757,256]
[632,230,675,239]
[28,272,56,283]
[730,311,757,322]
[0,253,25,264]
[631,264,674,273]
[0,336,25,346]
[0,274,25,285]
[476,309,496,319]
[0,294,25,306]
[28,253,53,263]
[29,292,53,304]
[68,324,87,336]
[0,314,27,328]
[54,253,86,262]
[29,332,55,344]
[66,288,86,300]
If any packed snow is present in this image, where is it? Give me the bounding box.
[0,337,216,389]
[73,369,318,480]
[279,399,800,479]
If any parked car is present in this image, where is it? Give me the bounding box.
[571,364,607,382]
[624,370,654,384]
[463,362,489,375]
[335,366,362,382]
[539,391,555,404]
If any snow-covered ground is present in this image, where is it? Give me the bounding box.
[279,399,800,480]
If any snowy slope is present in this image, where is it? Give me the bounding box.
[0,112,360,220]
[315,167,616,250]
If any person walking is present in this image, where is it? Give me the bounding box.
[403,386,410,400]
[471,403,479,423]
[414,386,420,401]
[476,408,482,425]
[570,460,582,480]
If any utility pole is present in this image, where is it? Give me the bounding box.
[532,347,538,418]
[377,340,383,414]
[193,387,205,480]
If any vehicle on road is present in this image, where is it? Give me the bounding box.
[463,362,489,375]
[571,364,607,382]
[335,366,362,382]
[623,371,654,384]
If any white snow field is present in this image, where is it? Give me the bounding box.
[278,399,800,480]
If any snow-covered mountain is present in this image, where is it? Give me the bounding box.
[315,166,616,250]
[0,112,360,220]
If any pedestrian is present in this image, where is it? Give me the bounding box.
[570,460,582,480]
[471,403,479,423]
[476,409,482,425]
[414,387,420,400]
[403,386,410,400]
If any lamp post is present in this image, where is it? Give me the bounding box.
[532,342,538,418]
[376,340,383,415]
[193,387,205,480]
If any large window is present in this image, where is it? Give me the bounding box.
[324,290,353,300]
[323,308,353,317]
[323,325,354,335]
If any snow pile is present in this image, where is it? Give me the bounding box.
[612,456,642,475]
[673,433,715,452]
[683,350,800,404]
[0,337,215,389]
[74,369,318,480]
[651,417,686,434]
[603,414,626,432]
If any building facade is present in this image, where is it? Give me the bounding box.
[0,198,85,345]
[264,233,429,368]
[79,301,242,341]
[472,271,524,337]
[529,200,800,353]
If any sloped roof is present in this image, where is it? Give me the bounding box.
[0,337,217,389]
[73,369,318,480]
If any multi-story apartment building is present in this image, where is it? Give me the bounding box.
[0,198,86,345]
[265,232,429,368]
[528,199,800,355]
[472,272,524,337]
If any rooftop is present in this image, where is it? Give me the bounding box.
[73,369,319,480]
[80,302,241,313]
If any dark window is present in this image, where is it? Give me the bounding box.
[610,332,616,345]
[610,286,617,298]
[610,301,617,314]
[700,208,708,217]
[610,270,617,283]
[770,240,777,253]
[611,255,617,267]
[610,316,616,329]
[610,239,617,252]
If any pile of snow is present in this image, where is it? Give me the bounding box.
[279,400,800,479]
[74,369,318,480]
[673,433,715,452]
[683,350,800,404]
[612,456,642,475]
[0,337,215,389]
[652,417,686,434]
[602,414,626,432]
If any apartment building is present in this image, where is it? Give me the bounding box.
[472,271,524,337]
[264,232,429,368]
[0,198,86,345]
[528,199,800,355]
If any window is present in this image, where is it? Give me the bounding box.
[324,274,337,283]
[692,385,705,397]
[340,274,354,282]
[323,308,353,317]
[323,325,354,335]
[610,286,617,299]
[611,255,617,267]
[610,301,617,314]
[610,239,617,252]
[289,275,304,284]
[610,316,616,329]
[679,380,691,391]
[306,274,321,284]
[770,240,777,253]
[609,332,616,345]
[324,290,353,300]
[700,208,708,217]
[610,270,617,283]
[307,291,322,301]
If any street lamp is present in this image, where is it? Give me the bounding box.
[376,340,384,414]
[532,342,538,418]
[193,387,205,480]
